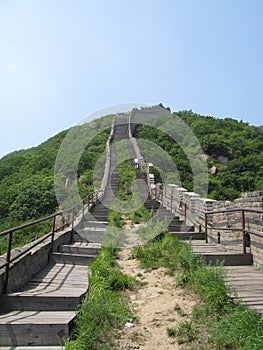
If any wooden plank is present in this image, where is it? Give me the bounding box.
[0,311,76,324]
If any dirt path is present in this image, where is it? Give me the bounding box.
[115,245,199,350]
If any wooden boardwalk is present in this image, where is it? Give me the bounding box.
[0,241,100,347]
[225,265,263,315]
[191,240,263,316]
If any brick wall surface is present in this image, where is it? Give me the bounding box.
[156,183,263,267]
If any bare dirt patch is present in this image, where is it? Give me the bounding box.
[115,247,200,350]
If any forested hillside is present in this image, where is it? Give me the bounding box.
[0,116,111,233]
[0,109,262,234]
[135,110,263,200]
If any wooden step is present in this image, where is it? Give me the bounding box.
[59,243,101,256]
[0,294,83,312]
[168,225,194,232]
[144,203,160,209]
[200,252,252,266]
[77,230,105,243]
[0,310,75,346]
[0,347,65,350]
[191,241,253,266]
[170,232,205,240]
[49,252,95,265]
[90,215,108,221]
[0,263,89,312]
[81,220,108,227]
[225,265,263,315]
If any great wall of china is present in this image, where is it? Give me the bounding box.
[0,105,262,347]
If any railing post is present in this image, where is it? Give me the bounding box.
[50,215,56,254]
[82,200,85,221]
[70,209,74,241]
[242,209,246,254]
[3,232,13,294]
[205,213,208,243]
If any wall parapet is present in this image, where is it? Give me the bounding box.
[156,183,263,267]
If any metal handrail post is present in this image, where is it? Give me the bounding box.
[205,213,208,243]
[50,215,56,254]
[242,210,246,254]
[82,200,85,221]
[3,232,13,293]
[71,209,75,241]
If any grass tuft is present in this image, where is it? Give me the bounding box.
[65,247,137,350]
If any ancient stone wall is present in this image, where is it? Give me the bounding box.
[129,105,263,267]
[156,183,263,267]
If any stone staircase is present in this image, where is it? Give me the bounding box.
[0,235,100,347]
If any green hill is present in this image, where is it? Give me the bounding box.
[0,116,112,233]
[135,110,263,200]
[0,109,262,235]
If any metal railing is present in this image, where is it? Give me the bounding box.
[0,190,102,293]
[205,207,263,253]
[155,188,263,255]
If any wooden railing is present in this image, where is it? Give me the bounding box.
[0,190,103,293]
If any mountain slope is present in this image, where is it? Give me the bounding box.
[135,110,263,200]
[0,116,112,233]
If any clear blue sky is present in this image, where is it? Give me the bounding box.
[0,0,262,159]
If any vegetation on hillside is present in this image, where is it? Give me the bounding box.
[1,108,262,236]
[0,116,112,234]
[135,110,263,200]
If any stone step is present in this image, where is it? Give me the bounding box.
[49,252,95,265]
[0,311,75,346]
